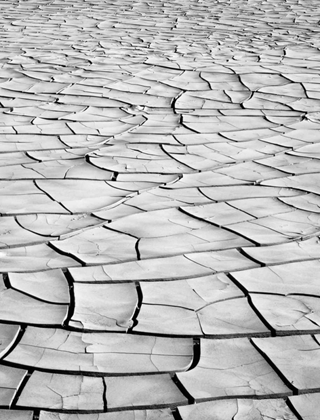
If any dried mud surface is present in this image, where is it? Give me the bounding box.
[1,0,320,418]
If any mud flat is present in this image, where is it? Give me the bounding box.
[0,0,320,418]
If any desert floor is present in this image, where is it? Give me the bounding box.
[0,0,319,418]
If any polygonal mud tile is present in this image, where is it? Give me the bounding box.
[5,327,193,374]
[135,303,202,336]
[138,228,253,258]
[280,193,320,213]
[186,249,259,273]
[289,143,320,160]
[24,159,113,180]
[178,398,298,420]
[192,272,244,299]
[140,273,243,310]
[0,323,20,358]
[105,374,187,410]
[227,191,295,215]
[90,154,193,174]
[17,371,104,411]
[93,204,143,222]
[0,181,44,197]
[175,92,230,109]
[289,393,320,420]
[52,227,137,265]
[200,185,299,202]
[242,237,320,265]
[0,244,80,272]
[203,142,267,161]
[240,73,290,90]
[0,365,27,407]
[117,133,180,146]
[167,170,247,188]
[8,269,69,304]
[217,127,277,142]
[28,148,94,162]
[0,134,65,153]
[116,173,178,185]
[93,143,169,162]
[260,83,306,97]
[251,294,320,334]
[124,187,211,211]
[260,133,306,148]
[198,297,270,337]
[68,254,212,282]
[0,191,67,215]
[0,275,68,325]
[0,164,43,180]
[17,214,102,238]
[228,138,287,156]
[35,180,131,213]
[177,338,291,401]
[109,208,206,238]
[246,92,295,110]
[253,335,320,393]
[227,221,289,245]
[0,152,34,167]
[263,173,320,195]
[164,71,209,90]
[140,280,208,310]
[182,115,275,133]
[167,151,232,172]
[259,153,320,175]
[107,180,165,193]
[39,409,174,419]
[56,94,125,108]
[232,261,320,296]
[61,105,129,122]
[70,283,137,331]
[0,411,33,420]
[0,217,52,247]
[216,161,287,182]
[181,202,254,226]
[251,210,320,239]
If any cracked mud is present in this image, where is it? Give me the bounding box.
[0,0,320,418]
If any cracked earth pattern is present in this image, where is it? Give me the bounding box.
[0,0,320,418]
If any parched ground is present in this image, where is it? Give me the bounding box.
[0,0,320,418]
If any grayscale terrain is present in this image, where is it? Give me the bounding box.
[0,0,319,418]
